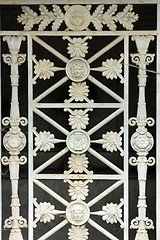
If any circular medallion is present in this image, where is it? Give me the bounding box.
[131,131,154,153]
[3,130,26,153]
[66,201,90,225]
[66,58,90,82]
[65,5,91,31]
[66,130,90,154]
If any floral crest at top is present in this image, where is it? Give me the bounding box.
[17,5,138,31]
[63,36,92,58]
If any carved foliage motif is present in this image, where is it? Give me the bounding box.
[92,127,124,156]
[68,180,90,201]
[66,109,92,130]
[101,54,124,83]
[33,127,65,156]
[64,153,93,175]
[32,55,64,84]
[65,82,93,103]
[17,4,138,31]
[33,198,56,226]
[33,198,65,227]
[68,225,89,240]
[101,198,124,227]
[68,154,88,173]
[33,56,55,82]
[101,127,124,156]
[33,127,55,152]
[63,36,92,58]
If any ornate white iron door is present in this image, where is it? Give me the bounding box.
[1,2,158,240]
[22,4,135,240]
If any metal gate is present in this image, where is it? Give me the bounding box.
[0,1,160,240]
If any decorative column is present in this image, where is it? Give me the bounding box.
[1,36,27,240]
[129,35,155,240]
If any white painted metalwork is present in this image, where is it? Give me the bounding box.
[17,5,138,31]
[1,36,28,240]
[23,8,129,236]
[0,1,159,240]
[129,36,155,240]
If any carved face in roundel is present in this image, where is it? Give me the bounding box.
[65,5,91,31]
[66,200,90,225]
[71,204,85,221]
[66,58,90,82]
[70,11,85,27]
[71,63,84,78]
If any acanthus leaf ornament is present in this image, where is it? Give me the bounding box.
[63,36,92,58]
[91,198,124,228]
[65,108,93,130]
[101,199,124,227]
[102,5,118,30]
[64,153,93,175]
[91,127,124,156]
[17,5,138,31]
[65,180,92,201]
[68,154,89,173]
[64,82,94,103]
[68,225,89,240]
[32,55,64,84]
[33,127,65,156]
[129,35,155,240]
[33,198,65,228]
[91,54,124,83]
[115,5,139,30]
[2,36,27,240]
